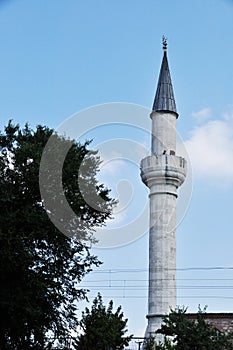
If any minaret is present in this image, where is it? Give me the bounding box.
[140,38,187,337]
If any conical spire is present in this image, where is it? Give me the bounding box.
[152,37,178,116]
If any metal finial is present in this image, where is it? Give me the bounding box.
[162,35,167,52]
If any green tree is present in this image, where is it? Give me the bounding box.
[155,307,233,350]
[143,336,175,350]
[0,121,115,349]
[143,335,157,350]
[75,293,133,350]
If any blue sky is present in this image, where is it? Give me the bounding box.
[1,0,233,339]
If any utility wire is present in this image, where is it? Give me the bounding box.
[91,266,233,273]
[84,294,233,300]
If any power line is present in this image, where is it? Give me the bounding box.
[79,285,233,290]
[80,268,233,303]
[82,278,233,282]
[91,266,233,273]
[84,294,233,300]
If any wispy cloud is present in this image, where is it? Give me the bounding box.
[191,107,212,124]
[185,109,233,186]
[99,151,127,176]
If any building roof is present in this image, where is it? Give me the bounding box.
[186,313,233,333]
[152,42,178,116]
[186,313,233,319]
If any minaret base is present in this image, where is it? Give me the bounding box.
[145,314,164,337]
[144,315,165,348]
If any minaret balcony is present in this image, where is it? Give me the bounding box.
[140,154,187,189]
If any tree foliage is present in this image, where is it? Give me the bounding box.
[154,307,233,350]
[75,293,133,350]
[0,121,115,349]
[144,336,175,350]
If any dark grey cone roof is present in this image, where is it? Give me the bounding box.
[152,51,178,116]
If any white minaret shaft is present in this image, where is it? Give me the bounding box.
[141,39,187,336]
